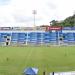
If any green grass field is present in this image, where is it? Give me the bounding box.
[0,46,75,75]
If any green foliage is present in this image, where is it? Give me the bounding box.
[50,14,75,27]
[50,20,58,26]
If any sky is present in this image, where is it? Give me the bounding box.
[0,0,75,27]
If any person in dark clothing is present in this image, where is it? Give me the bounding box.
[52,72,54,75]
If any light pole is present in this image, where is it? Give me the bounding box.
[32,10,37,27]
[74,11,75,26]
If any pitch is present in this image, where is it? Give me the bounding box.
[0,46,75,75]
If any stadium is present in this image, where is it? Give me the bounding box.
[0,26,75,46]
[0,26,75,75]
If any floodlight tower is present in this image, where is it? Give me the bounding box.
[32,10,37,28]
[74,11,75,26]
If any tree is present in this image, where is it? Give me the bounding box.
[50,20,59,26]
[50,14,75,27]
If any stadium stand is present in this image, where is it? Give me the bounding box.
[0,27,75,46]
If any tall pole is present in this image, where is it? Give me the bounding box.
[33,10,37,27]
[74,11,75,26]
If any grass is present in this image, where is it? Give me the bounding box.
[0,46,75,75]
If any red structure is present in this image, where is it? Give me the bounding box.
[46,26,62,31]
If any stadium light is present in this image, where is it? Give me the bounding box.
[74,11,75,26]
[32,10,37,27]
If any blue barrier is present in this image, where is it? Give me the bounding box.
[0,31,75,45]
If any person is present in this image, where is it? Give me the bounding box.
[52,72,54,75]
[43,71,46,75]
